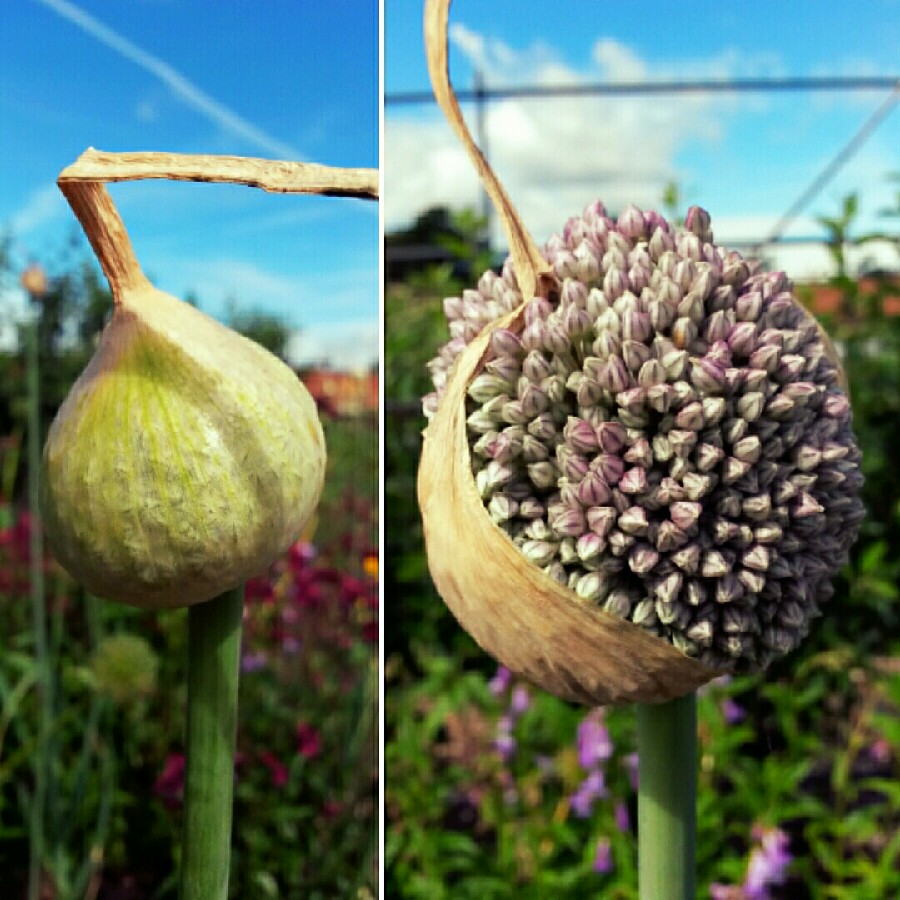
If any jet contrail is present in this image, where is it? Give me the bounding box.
[34,0,304,161]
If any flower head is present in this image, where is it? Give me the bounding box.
[426,203,864,672]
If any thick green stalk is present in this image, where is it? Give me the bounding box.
[637,691,697,900]
[180,586,244,900]
[26,317,49,900]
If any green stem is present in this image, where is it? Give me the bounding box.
[637,692,697,900]
[180,586,244,900]
[26,316,49,900]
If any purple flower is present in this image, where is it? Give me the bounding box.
[614,801,630,832]
[240,650,268,673]
[488,665,512,697]
[510,684,530,715]
[494,714,516,760]
[592,836,613,874]
[721,697,746,724]
[570,769,607,818]
[494,733,516,760]
[744,828,791,899]
[577,711,613,770]
[623,752,639,791]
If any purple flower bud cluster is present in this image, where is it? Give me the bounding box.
[425,201,865,672]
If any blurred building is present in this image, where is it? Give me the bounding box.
[299,369,378,416]
[803,274,900,319]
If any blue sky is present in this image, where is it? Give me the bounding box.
[1,0,378,370]
[386,0,900,280]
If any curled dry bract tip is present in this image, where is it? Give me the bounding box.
[419,308,720,707]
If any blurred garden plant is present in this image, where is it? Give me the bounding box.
[0,413,377,897]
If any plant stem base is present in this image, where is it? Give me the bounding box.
[637,691,697,900]
[180,586,244,900]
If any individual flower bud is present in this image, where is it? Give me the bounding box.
[596,420,627,454]
[521,540,558,567]
[489,493,519,523]
[599,357,631,394]
[552,507,587,538]
[619,466,648,495]
[603,266,628,301]
[564,416,600,453]
[617,204,646,240]
[619,505,649,536]
[576,532,605,563]
[577,470,613,507]
[468,372,511,403]
[684,206,712,239]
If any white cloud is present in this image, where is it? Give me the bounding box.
[6,185,67,236]
[286,318,377,371]
[386,32,777,243]
[592,39,648,82]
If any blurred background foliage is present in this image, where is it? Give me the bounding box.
[384,189,900,898]
[0,236,377,899]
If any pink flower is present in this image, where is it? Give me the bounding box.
[244,577,274,603]
[288,540,317,572]
[339,575,367,605]
[259,751,289,788]
[494,714,516,760]
[241,650,268,672]
[296,722,322,759]
[154,753,186,808]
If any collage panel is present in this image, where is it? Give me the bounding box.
[1,1,377,897]
[385,1,894,898]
